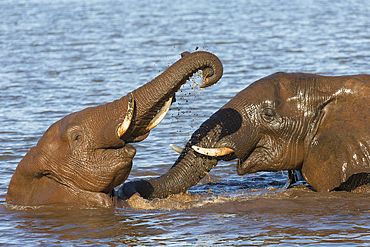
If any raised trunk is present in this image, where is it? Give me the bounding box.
[118,51,223,141]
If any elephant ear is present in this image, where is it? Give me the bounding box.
[302,95,370,192]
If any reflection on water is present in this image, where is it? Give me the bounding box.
[1,0,370,245]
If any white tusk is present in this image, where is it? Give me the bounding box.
[192,145,234,157]
[117,93,135,138]
[145,96,173,131]
[170,144,183,153]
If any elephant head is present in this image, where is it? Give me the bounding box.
[6,51,223,207]
[121,72,370,199]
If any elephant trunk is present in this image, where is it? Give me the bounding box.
[122,142,218,200]
[94,51,222,145]
[118,51,223,141]
[120,107,243,199]
[120,114,227,199]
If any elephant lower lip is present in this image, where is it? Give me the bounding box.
[126,132,150,143]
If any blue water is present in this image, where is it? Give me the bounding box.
[1,0,370,245]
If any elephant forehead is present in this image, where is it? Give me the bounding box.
[39,111,85,144]
[36,122,69,154]
[59,110,90,132]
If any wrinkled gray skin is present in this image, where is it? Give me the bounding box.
[121,72,370,199]
[6,51,223,207]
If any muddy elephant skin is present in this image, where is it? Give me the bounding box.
[6,51,223,207]
[122,72,370,199]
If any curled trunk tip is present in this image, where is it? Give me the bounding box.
[179,50,223,88]
[195,51,223,88]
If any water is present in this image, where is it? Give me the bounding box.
[1,0,370,245]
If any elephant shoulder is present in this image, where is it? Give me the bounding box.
[302,98,370,192]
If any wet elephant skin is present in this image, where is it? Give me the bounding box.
[122,72,370,199]
[6,51,223,208]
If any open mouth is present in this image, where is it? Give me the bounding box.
[116,92,174,143]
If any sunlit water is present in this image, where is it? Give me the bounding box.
[1,0,370,245]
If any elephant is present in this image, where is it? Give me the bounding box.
[120,72,370,199]
[6,51,223,207]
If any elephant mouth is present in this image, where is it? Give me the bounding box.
[116,92,174,143]
[117,93,174,141]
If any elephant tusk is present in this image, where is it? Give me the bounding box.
[170,144,183,153]
[145,96,173,131]
[192,145,234,157]
[117,93,135,138]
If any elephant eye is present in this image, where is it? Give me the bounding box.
[262,108,277,122]
[68,131,84,150]
[71,132,83,143]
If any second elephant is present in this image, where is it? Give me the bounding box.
[122,72,370,199]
